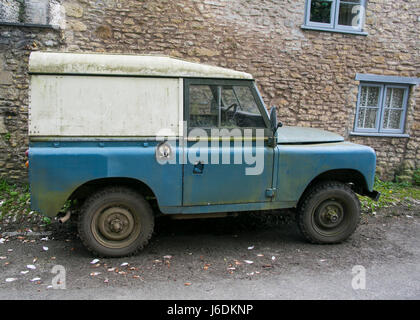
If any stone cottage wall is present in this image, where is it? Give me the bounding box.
[0,0,418,182]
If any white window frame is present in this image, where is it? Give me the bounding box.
[304,0,366,34]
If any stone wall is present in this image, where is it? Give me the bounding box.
[0,26,63,181]
[0,0,419,183]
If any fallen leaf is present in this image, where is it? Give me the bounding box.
[163,255,172,259]
[184,282,192,286]
[107,267,115,272]
[33,258,38,263]
[257,254,264,257]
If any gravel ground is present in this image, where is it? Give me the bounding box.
[0,204,419,300]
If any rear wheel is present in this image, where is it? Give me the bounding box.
[297,181,361,244]
[78,187,154,257]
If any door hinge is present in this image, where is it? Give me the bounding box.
[265,188,276,198]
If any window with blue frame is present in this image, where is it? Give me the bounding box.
[303,0,367,35]
[354,83,409,135]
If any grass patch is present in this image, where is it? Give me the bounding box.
[0,179,47,228]
[359,177,420,214]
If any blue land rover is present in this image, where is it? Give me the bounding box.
[27,52,379,257]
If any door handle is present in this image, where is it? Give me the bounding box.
[193,161,204,174]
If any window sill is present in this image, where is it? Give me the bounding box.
[0,21,57,29]
[350,132,410,138]
[301,25,368,36]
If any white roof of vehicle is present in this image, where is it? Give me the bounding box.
[28,52,253,80]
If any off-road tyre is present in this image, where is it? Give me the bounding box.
[297,181,361,244]
[78,187,154,257]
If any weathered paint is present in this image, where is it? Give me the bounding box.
[29,76,182,137]
[29,140,183,217]
[182,140,274,206]
[29,140,376,217]
[276,126,344,144]
[28,52,253,79]
[275,141,376,203]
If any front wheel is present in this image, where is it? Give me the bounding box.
[297,181,361,244]
[78,187,154,257]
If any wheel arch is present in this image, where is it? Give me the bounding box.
[297,169,368,208]
[68,177,159,211]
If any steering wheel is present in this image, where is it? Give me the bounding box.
[225,103,238,122]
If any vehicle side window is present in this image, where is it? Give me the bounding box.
[189,85,219,127]
[221,86,265,128]
[189,83,266,129]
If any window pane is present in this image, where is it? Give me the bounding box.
[360,86,380,107]
[310,0,333,24]
[383,109,403,130]
[357,107,365,128]
[338,0,362,27]
[385,88,405,109]
[189,85,219,127]
[358,107,378,129]
[221,86,265,128]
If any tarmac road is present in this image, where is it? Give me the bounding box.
[0,206,419,300]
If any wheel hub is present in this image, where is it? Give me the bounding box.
[97,207,135,241]
[315,200,344,229]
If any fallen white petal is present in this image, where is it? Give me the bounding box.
[0,256,6,260]
[0,238,5,244]
[120,262,129,267]
[272,256,276,261]
[248,246,254,250]
[42,246,48,251]
[163,255,172,259]
[5,278,17,282]
[244,260,254,264]
[20,271,29,275]
[90,259,100,264]
[30,277,41,282]
[27,265,36,270]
